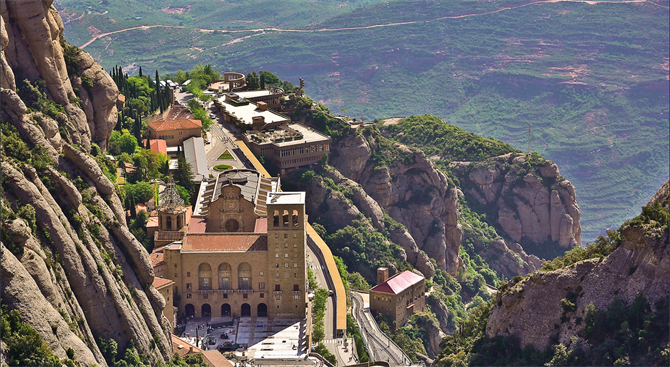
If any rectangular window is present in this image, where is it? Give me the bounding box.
[186,283,192,290]
[203,294,208,299]
[275,295,281,300]
[293,284,299,291]
[175,273,178,277]
[260,293,264,298]
[259,271,264,276]
[275,244,279,248]
[276,273,280,278]
[284,243,288,248]
[294,263,298,268]
[275,284,281,291]
[243,293,248,299]
[259,282,265,289]
[275,254,279,258]
[187,294,191,299]
[294,295,299,300]
[223,294,228,299]
[285,263,289,268]
[187,272,190,277]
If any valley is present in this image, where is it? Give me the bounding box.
[57,0,670,242]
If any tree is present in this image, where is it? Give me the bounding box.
[174,153,194,191]
[110,130,138,155]
[124,182,155,203]
[246,71,260,90]
[260,71,281,87]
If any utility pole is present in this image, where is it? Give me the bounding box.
[528,123,532,153]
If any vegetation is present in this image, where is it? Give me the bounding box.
[217,150,234,160]
[77,0,669,241]
[313,343,337,365]
[1,308,61,367]
[346,314,370,362]
[213,164,233,171]
[312,287,329,343]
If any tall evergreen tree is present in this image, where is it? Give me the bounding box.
[155,70,163,113]
[139,66,143,77]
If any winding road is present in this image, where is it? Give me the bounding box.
[78,0,667,49]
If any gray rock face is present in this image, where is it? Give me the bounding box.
[486,183,668,351]
[453,153,581,255]
[0,0,118,151]
[330,133,463,276]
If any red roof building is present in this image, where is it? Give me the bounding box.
[369,269,425,329]
[144,139,168,156]
[147,118,202,147]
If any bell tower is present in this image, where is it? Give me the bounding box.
[158,175,188,232]
[266,192,307,318]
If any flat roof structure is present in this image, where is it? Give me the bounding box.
[183,137,208,181]
[217,98,290,126]
[234,90,274,99]
[215,169,260,203]
[267,192,305,205]
[245,123,331,148]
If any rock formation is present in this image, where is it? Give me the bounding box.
[485,181,668,352]
[1,1,171,364]
[451,153,581,251]
[330,132,463,276]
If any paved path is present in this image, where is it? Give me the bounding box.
[351,292,414,367]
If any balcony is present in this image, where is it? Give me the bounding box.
[217,289,234,294]
[237,289,254,293]
[198,289,215,293]
[273,291,283,295]
[292,291,301,295]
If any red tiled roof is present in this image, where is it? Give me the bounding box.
[172,335,203,357]
[147,216,159,228]
[188,216,207,233]
[118,94,125,102]
[152,277,174,290]
[370,270,424,295]
[146,139,167,155]
[202,350,234,367]
[182,233,267,252]
[150,250,164,268]
[148,118,202,132]
[254,218,267,233]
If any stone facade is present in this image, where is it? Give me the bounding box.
[161,192,308,320]
[369,270,425,329]
[206,185,257,233]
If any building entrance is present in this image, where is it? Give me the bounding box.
[241,303,251,317]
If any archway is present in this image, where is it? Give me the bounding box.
[185,304,195,318]
[201,304,211,317]
[221,303,231,316]
[257,303,267,317]
[218,263,231,290]
[241,303,251,317]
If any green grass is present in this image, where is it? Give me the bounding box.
[217,150,234,160]
[213,164,232,171]
[61,0,669,241]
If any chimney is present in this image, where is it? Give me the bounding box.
[257,101,268,111]
[377,267,389,284]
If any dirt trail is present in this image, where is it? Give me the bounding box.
[79,0,665,49]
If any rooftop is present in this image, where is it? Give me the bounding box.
[149,139,168,155]
[267,192,305,205]
[183,137,208,181]
[152,277,174,290]
[234,90,275,99]
[245,123,330,148]
[370,270,424,295]
[150,250,164,268]
[148,118,202,132]
[218,98,290,126]
[181,233,268,252]
[214,169,260,204]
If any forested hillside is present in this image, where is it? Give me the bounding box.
[57,0,669,243]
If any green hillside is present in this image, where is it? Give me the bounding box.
[58,0,669,242]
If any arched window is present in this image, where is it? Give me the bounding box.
[273,210,279,227]
[166,216,172,229]
[198,263,212,290]
[238,263,252,290]
[176,215,181,229]
[292,210,299,227]
[218,263,231,290]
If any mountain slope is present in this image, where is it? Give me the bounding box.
[1,1,171,364]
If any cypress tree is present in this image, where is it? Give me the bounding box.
[156,70,162,113]
[139,66,143,77]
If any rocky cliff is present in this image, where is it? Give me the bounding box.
[1,1,171,364]
[485,180,669,352]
